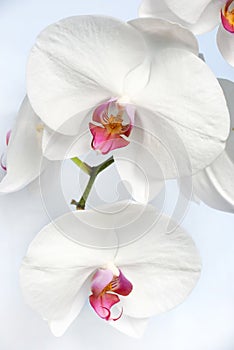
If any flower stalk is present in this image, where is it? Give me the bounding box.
[71,156,114,210]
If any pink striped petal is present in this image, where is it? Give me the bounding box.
[91,269,113,296]
[92,98,117,123]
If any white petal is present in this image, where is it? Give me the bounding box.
[129,18,198,54]
[132,49,230,177]
[139,0,220,35]
[0,97,47,193]
[114,124,165,203]
[27,16,146,134]
[115,207,201,318]
[187,1,221,35]
[42,126,91,160]
[49,281,90,336]
[192,79,234,212]
[217,25,234,67]
[109,314,149,338]
[139,0,186,23]
[164,0,212,23]
[20,209,118,333]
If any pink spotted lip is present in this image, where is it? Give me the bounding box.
[221,0,234,33]
[89,99,135,155]
[89,267,133,321]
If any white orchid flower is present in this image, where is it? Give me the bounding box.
[191,79,234,212]
[139,0,234,66]
[26,15,230,203]
[20,201,201,338]
[0,97,49,193]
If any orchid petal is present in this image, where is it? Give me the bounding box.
[129,18,198,54]
[114,210,201,318]
[131,49,230,177]
[192,79,234,212]
[27,16,146,134]
[217,24,234,66]
[139,0,220,35]
[164,0,212,23]
[109,315,149,338]
[187,1,221,34]
[20,209,118,334]
[114,121,165,203]
[49,281,90,337]
[42,126,91,160]
[0,97,47,193]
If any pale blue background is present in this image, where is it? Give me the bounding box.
[0,1,234,350]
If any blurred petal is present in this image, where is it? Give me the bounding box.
[189,1,221,34]
[164,0,212,23]
[139,0,220,34]
[132,49,230,177]
[129,18,198,54]
[217,24,234,66]
[0,97,47,193]
[192,79,234,212]
[27,16,146,134]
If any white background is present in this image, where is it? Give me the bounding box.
[1,1,234,349]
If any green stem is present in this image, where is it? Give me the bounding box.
[71,156,114,210]
[71,157,92,175]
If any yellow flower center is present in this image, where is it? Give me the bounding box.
[103,114,124,135]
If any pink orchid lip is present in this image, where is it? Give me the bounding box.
[221,0,234,33]
[89,99,135,154]
[89,267,133,321]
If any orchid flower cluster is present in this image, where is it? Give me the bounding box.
[0,0,234,339]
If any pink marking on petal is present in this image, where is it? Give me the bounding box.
[91,269,113,297]
[93,98,117,124]
[89,293,120,321]
[0,154,7,171]
[89,123,129,154]
[6,130,11,146]
[111,269,133,296]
